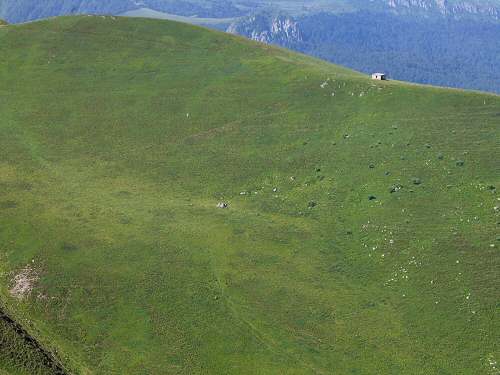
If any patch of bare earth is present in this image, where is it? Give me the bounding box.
[9,265,39,300]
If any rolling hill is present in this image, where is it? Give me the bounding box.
[3,1,500,93]
[0,15,499,375]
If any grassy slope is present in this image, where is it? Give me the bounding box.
[0,15,498,374]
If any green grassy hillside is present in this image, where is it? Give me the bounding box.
[0,15,498,374]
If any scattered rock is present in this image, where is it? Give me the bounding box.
[390,184,403,193]
[10,266,39,300]
[456,160,465,167]
[368,195,377,201]
[217,202,228,209]
[308,201,317,208]
[412,178,422,185]
[437,153,444,160]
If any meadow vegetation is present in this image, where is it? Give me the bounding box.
[0,16,498,374]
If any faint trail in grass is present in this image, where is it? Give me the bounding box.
[214,270,328,375]
[183,110,290,143]
[204,207,328,375]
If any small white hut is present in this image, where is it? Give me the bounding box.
[372,73,387,80]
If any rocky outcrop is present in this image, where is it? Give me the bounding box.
[227,13,302,47]
[385,0,500,20]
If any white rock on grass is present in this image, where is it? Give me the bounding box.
[9,266,39,300]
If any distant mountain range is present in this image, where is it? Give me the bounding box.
[3,0,500,23]
[0,0,245,23]
[1,0,499,93]
[372,0,500,19]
